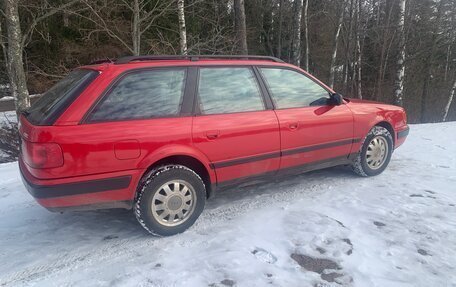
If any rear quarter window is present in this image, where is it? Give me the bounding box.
[26,69,99,125]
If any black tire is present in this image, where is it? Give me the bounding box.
[134,165,206,236]
[352,126,393,177]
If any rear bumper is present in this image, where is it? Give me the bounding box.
[19,158,139,211]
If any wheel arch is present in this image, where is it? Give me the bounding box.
[374,121,395,146]
[136,147,216,200]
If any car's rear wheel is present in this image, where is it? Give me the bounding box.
[352,126,393,177]
[134,165,206,236]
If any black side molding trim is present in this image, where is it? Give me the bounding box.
[210,138,360,169]
[20,168,132,199]
[217,154,355,189]
[210,151,281,169]
[397,126,409,139]
[281,138,360,157]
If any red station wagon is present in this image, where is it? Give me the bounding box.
[19,55,409,236]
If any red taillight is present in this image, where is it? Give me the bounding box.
[22,141,63,169]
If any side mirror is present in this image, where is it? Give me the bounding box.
[330,93,344,106]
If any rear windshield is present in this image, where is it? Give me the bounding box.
[25,69,99,125]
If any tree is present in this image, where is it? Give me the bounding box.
[177,0,187,55]
[393,0,406,106]
[303,0,309,70]
[3,0,30,118]
[328,0,345,88]
[291,0,304,66]
[234,0,248,54]
[80,0,175,56]
[443,77,456,122]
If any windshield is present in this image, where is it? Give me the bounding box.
[26,69,98,125]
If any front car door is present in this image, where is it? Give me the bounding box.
[257,67,355,173]
[192,67,281,186]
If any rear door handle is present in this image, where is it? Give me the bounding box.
[288,122,299,130]
[206,130,220,139]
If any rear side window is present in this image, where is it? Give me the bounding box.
[26,69,98,125]
[88,69,186,122]
[197,67,265,115]
[260,68,330,108]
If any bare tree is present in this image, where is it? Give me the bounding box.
[277,0,283,58]
[443,77,456,122]
[234,0,248,54]
[291,0,304,66]
[355,0,362,99]
[80,0,175,56]
[328,0,345,89]
[2,0,80,118]
[302,0,309,70]
[3,0,30,118]
[393,0,406,106]
[177,0,187,55]
[420,0,445,122]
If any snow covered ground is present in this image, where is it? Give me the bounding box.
[0,123,455,287]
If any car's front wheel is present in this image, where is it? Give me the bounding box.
[134,165,206,236]
[352,126,393,177]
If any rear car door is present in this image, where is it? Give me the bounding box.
[192,67,281,185]
[258,67,354,172]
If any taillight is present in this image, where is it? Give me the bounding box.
[22,141,63,169]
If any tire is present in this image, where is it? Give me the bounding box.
[134,165,206,236]
[352,126,393,177]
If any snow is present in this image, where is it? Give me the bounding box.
[0,94,40,102]
[0,123,455,287]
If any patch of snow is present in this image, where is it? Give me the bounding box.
[0,94,40,102]
[0,123,455,286]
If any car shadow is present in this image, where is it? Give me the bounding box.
[41,165,357,240]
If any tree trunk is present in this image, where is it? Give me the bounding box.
[343,0,355,94]
[355,0,362,99]
[277,0,283,58]
[329,1,345,89]
[303,0,309,70]
[375,1,394,101]
[4,0,30,118]
[234,0,248,55]
[443,77,456,122]
[132,0,141,56]
[177,0,188,55]
[420,0,444,123]
[291,0,304,66]
[444,44,451,82]
[393,0,406,106]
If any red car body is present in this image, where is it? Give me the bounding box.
[19,56,409,211]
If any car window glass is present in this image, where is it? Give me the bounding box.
[89,69,186,122]
[260,68,330,108]
[198,67,265,115]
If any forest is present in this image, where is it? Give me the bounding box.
[1,0,456,123]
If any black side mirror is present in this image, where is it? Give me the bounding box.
[330,93,344,106]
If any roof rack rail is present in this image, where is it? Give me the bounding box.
[89,58,115,65]
[114,55,285,64]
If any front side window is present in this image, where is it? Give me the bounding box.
[88,69,186,122]
[260,68,330,109]
[198,67,265,115]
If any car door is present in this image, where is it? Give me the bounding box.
[258,67,354,173]
[192,66,281,185]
